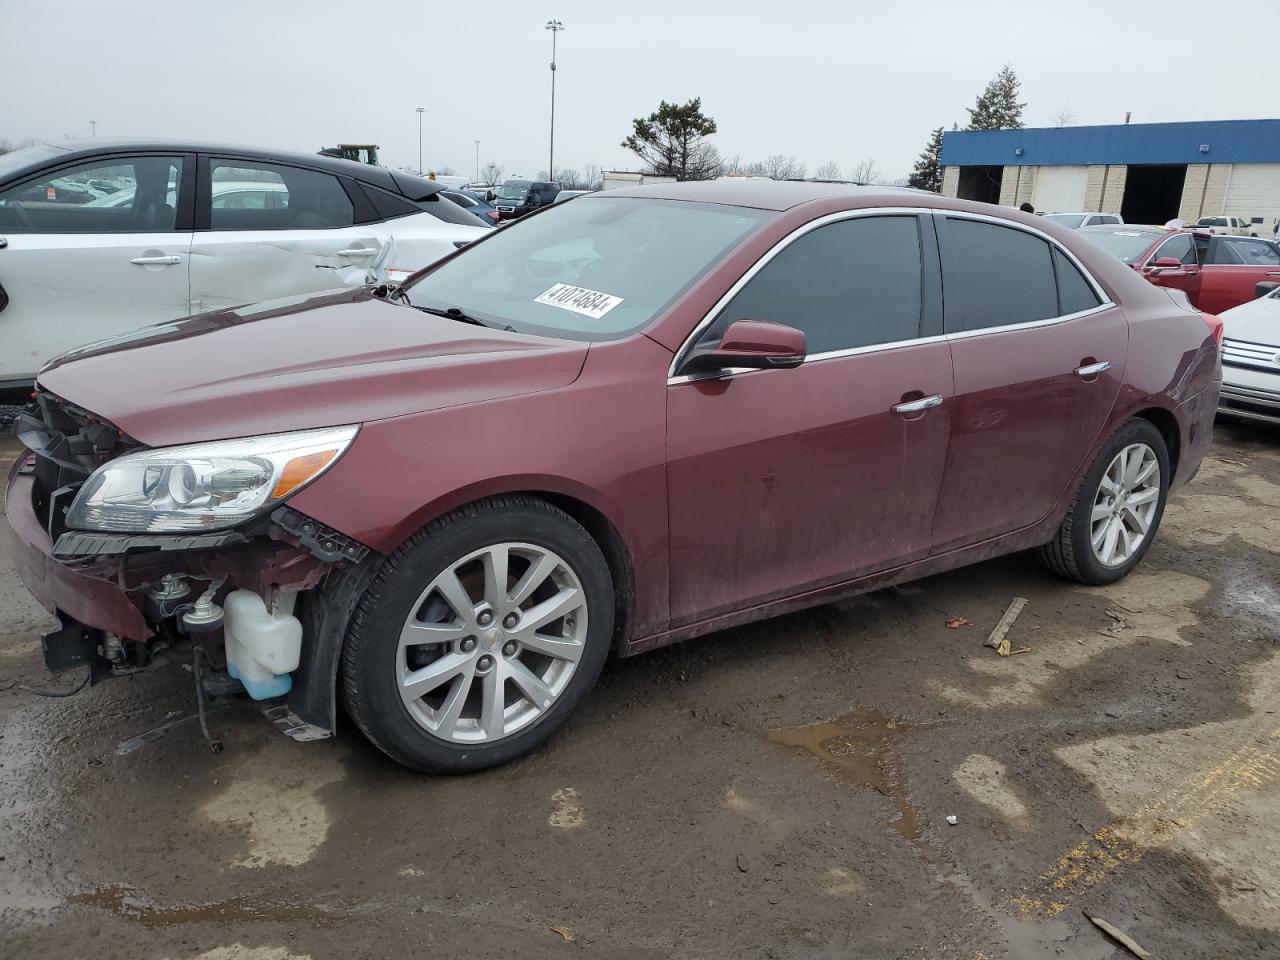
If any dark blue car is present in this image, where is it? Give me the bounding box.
[441,190,500,227]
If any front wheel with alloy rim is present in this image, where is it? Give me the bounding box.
[1037,418,1171,585]
[341,496,614,772]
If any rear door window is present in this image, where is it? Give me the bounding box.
[944,218,1058,330]
[207,160,353,230]
[1213,238,1280,266]
[0,155,184,233]
[701,215,924,354]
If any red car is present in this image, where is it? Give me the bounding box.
[1080,224,1280,314]
[6,183,1222,772]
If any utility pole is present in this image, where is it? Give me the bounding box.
[475,140,480,182]
[545,19,564,181]
[416,107,425,175]
[90,120,96,137]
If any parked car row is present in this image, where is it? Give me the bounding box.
[6,181,1222,772]
[0,140,490,388]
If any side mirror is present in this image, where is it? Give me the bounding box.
[1256,281,1279,299]
[680,320,806,375]
[1154,257,1182,268]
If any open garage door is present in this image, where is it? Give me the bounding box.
[1032,166,1089,214]
[1122,165,1186,225]
[1224,164,1280,234]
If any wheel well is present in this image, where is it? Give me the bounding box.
[1133,407,1180,477]
[519,492,635,655]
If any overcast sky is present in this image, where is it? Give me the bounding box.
[2,0,1275,182]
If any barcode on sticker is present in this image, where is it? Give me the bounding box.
[534,283,623,320]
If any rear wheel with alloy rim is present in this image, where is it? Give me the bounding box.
[342,496,614,772]
[1037,419,1170,585]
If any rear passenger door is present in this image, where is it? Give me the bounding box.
[188,156,386,312]
[1199,237,1280,314]
[930,214,1127,550]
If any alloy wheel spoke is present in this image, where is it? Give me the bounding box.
[401,651,472,704]
[1100,518,1121,564]
[517,631,584,663]
[507,658,556,710]
[1091,501,1113,522]
[1132,457,1157,488]
[1099,473,1121,498]
[1123,504,1152,534]
[1124,448,1146,486]
[433,568,477,625]
[522,587,583,632]
[1127,486,1158,508]
[399,620,469,653]
[479,666,505,739]
[482,544,510,609]
[431,666,475,738]
[509,553,558,607]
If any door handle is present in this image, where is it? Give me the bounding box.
[129,255,181,265]
[338,247,377,257]
[893,395,943,415]
[1267,271,1280,277]
[1076,360,1111,378]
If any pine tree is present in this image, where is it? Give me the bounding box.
[966,65,1025,131]
[907,127,944,192]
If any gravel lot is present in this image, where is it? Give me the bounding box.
[2,421,1278,960]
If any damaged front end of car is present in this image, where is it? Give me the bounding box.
[7,390,373,741]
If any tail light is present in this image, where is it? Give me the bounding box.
[487,210,499,222]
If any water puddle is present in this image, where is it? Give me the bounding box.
[768,708,920,839]
[67,886,336,928]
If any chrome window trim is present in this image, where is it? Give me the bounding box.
[666,205,1115,384]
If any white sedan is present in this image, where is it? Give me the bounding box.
[1218,284,1280,426]
[0,140,487,388]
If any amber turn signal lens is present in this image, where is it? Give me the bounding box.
[271,450,339,499]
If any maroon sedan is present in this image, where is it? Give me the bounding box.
[6,182,1222,772]
[1079,224,1280,314]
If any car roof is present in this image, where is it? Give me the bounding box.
[0,138,446,200]
[1078,224,1165,236]
[602,178,929,211]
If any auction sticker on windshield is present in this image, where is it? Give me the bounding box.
[534,283,624,320]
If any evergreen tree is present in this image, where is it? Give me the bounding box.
[966,65,1025,131]
[622,98,722,181]
[907,127,944,192]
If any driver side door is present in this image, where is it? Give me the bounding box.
[664,213,953,626]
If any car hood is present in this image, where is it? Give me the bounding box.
[37,289,589,447]
[1220,295,1280,346]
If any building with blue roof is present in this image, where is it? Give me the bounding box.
[940,119,1280,230]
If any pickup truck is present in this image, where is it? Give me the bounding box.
[1194,216,1254,236]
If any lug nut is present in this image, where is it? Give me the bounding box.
[502,641,517,657]
[477,610,493,627]
[477,655,494,671]
[461,637,477,652]
[503,612,519,629]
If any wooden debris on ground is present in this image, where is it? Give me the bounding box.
[985,597,1028,656]
[1086,915,1152,958]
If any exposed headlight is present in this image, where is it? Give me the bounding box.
[66,426,358,533]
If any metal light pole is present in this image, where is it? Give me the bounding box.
[90,120,96,137]
[545,19,564,180]
[474,140,480,182]
[415,107,425,175]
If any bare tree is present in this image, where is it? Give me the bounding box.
[814,160,841,180]
[556,168,583,189]
[1055,105,1076,127]
[481,162,505,187]
[848,159,879,183]
[434,166,457,177]
[582,163,601,189]
[762,155,805,180]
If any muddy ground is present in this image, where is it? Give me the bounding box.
[1,422,1278,960]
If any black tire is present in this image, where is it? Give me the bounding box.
[1036,418,1170,585]
[341,495,614,773]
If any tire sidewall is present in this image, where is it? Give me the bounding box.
[1068,420,1171,585]
[346,504,614,772]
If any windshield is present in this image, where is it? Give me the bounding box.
[1080,229,1162,264]
[1044,213,1086,228]
[497,180,532,200]
[402,197,768,341]
[0,143,64,182]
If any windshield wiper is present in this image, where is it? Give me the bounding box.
[412,303,514,332]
